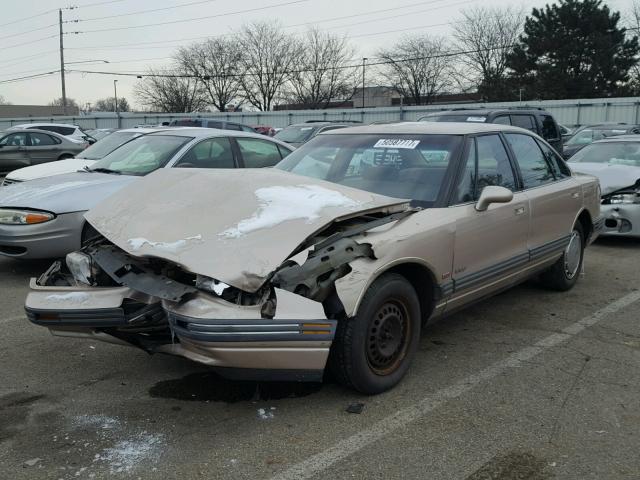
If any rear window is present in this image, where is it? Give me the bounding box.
[274,125,318,143]
[170,119,203,127]
[568,142,640,167]
[78,131,140,160]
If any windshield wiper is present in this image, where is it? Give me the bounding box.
[90,167,122,175]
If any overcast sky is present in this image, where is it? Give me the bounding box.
[0,0,634,109]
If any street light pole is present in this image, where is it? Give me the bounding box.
[113,79,120,128]
[362,57,368,109]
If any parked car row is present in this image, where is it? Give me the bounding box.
[0,119,611,395]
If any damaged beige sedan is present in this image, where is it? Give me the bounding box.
[26,123,603,394]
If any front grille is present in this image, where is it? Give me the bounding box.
[1,177,21,186]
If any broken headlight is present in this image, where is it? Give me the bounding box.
[609,193,640,204]
[195,275,230,296]
[66,251,97,286]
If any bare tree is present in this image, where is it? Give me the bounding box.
[284,28,358,109]
[93,96,131,112]
[625,0,640,93]
[134,69,208,113]
[238,21,300,111]
[376,35,451,105]
[49,97,80,109]
[453,6,524,101]
[176,38,244,112]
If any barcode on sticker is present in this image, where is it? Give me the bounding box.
[373,139,420,149]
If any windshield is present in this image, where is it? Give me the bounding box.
[566,128,627,146]
[422,114,487,123]
[274,125,317,143]
[275,134,463,206]
[88,135,192,175]
[78,131,141,160]
[568,142,640,166]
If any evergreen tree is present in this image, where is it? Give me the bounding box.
[507,0,639,100]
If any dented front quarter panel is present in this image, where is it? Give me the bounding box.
[335,208,456,318]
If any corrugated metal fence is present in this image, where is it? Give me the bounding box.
[2,96,640,130]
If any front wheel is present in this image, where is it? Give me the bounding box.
[329,273,421,394]
[540,223,585,291]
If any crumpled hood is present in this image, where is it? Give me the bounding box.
[0,171,138,213]
[8,158,96,182]
[569,162,640,195]
[86,168,411,292]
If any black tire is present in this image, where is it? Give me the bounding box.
[58,154,74,160]
[329,273,421,394]
[540,223,585,291]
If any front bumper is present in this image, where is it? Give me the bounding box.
[600,204,640,238]
[0,211,86,259]
[26,281,335,381]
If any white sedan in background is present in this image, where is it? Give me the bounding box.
[1,128,162,186]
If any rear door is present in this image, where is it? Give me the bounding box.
[0,132,30,174]
[27,132,63,164]
[234,137,286,168]
[172,137,237,169]
[504,133,580,263]
[447,134,530,310]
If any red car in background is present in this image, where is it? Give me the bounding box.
[253,125,276,137]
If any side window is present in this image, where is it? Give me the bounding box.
[29,133,58,146]
[541,115,559,140]
[0,132,28,146]
[510,115,537,133]
[536,139,571,178]
[475,135,517,191]
[236,138,282,168]
[505,133,555,188]
[176,137,235,168]
[454,139,477,203]
[493,115,511,125]
[277,144,292,159]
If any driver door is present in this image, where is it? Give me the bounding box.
[446,134,530,311]
[0,132,30,174]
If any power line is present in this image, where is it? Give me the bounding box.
[74,0,127,8]
[0,9,56,29]
[75,0,221,22]
[0,23,57,42]
[75,0,311,34]
[4,34,58,50]
[64,44,518,79]
[0,71,60,85]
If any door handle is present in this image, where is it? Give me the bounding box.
[514,206,526,215]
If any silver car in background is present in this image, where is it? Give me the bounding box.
[0,128,294,259]
[0,129,85,177]
[2,127,163,186]
[568,135,640,237]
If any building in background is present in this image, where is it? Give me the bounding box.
[0,104,80,118]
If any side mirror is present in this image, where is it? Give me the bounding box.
[475,186,514,212]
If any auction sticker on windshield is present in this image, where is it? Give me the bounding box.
[373,139,420,149]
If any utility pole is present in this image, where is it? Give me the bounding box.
[59,9,67,115]
[362,57,368,109]
[114,79,120,128]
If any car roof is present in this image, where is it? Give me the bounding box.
[322,121,532,136]
[424,109,547,116]
[592,134,640,143]
[145,127,295,148]
[2,128,71,140]
[10,122,80,128]
[577,123,636,130]
[286,122,351,127]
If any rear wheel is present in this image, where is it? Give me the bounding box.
[540,223,584,291]
[57,154,74,160]
[329,273,421,394]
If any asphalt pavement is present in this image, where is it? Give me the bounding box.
[0,237,639,479]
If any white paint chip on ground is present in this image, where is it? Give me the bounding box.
[45,292,90,304]
[270,289,640,480]
[222,185,361,238]
[258,408,275,420]
[24,458,42,467]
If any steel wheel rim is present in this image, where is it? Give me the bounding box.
[366,299,411,376]
[564,230,582,279]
